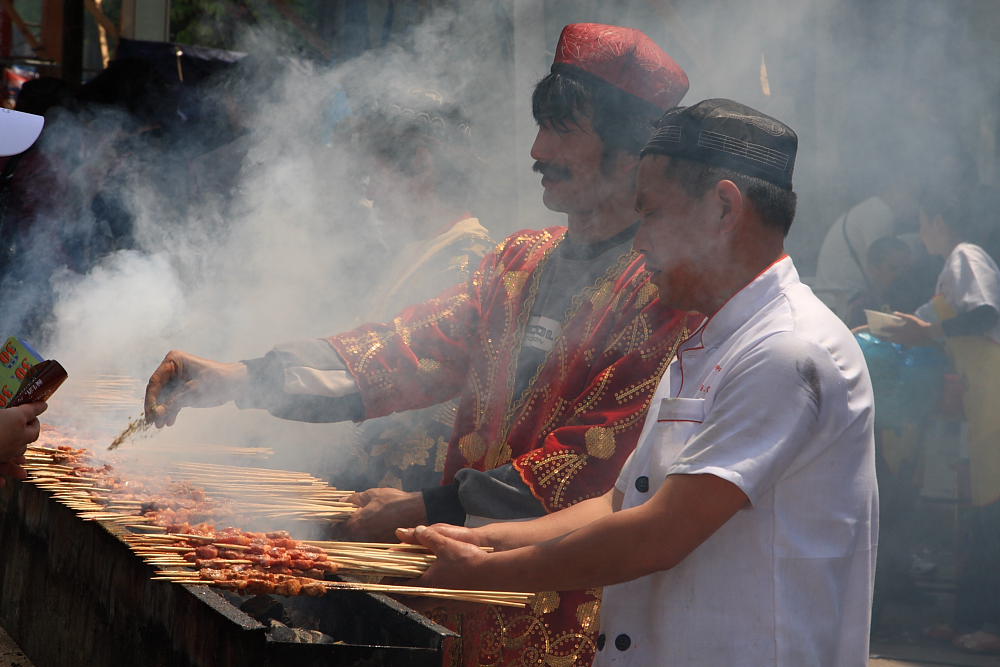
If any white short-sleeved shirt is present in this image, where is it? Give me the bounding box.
[915,242,1000,344]
[814,196,894,319]
[595,256,878,667]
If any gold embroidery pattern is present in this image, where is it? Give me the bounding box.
[531,591,560,616]
[489,234,563,461]
[369,431,436,470]
[575,599,600,632]
[345,292,471,376]
[499,232,624,448]
[432,400,459,428]
[584,426,615,459]
[417,358,441,373]
[468,368,487,429]
[459,431,486,463]
[486,441,512,469]
[502,270,528,298]
[433,437,449,473]
[536,396,570,442]
[521,325,690,509]
[529,451,590,509]
[589,280,613,311]
[637,281,659,308]
[480,604,599,667]
[614,374,661,404]
[571,367,614,418]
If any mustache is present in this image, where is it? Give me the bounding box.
[532,161,572,181]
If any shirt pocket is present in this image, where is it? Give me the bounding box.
[656,397,706,424]
[620,398,707,506]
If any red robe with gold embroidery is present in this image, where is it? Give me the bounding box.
[330,227,698,666]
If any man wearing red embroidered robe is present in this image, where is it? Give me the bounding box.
[145,23,697,666]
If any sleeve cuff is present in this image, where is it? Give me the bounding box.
[235,356,273,409]
[236,355,364,422]
[421,483,465,526]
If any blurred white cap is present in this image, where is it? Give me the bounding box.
[0,107,44,156]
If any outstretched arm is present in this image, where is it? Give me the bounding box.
[398,472,747,592]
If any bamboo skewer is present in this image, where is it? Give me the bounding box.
[147,575,534,608]
[18,437,531,607]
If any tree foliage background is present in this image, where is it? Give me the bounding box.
[170,0,316,52]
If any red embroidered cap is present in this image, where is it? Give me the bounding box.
[552,23,688,111]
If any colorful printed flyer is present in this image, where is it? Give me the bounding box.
[0,336,43,407]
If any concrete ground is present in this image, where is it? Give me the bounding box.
[870,641,1000,666]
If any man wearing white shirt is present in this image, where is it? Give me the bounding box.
[814,194,895,319]
[882,192,1000,652]
[398,99,879,666]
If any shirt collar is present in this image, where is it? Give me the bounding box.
[696,255,798,349]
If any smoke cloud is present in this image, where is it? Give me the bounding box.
[7,1,999,478]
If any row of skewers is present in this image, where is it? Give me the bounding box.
[20,437,533,608]
[125,529,529,607]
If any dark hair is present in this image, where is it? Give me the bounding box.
[866,235,910,266]
[351,91,477,208]
[15,77,77,115]
[532,70,662,158]
[661,157,798,235]
[919,190,975,240]
[75,58,175,124]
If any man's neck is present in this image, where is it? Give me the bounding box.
[565,201,636,245]
[686,247,787,317]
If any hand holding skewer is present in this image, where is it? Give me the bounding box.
[336,487,428,542]
[144,350,249,427]
[0,401,46,487]
[396,524,501,591]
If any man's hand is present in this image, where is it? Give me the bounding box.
[144,350,249,427]
[395,524,494,589]
[881,312,940,347]
[396,522,488,549]
[337,488,428,542]
[0,402,47,487]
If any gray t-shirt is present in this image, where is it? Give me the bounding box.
[512,225,639,400]
[442,224,639,524]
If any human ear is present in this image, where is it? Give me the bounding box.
[713,179,744,233]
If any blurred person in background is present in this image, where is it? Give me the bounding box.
[144,23,697,666]
[851,232,945,630]
[0,107,50,486]
[844,235,914,329]
[882,189,1000,654]
[0,80,77,315]
[0,60,175,339]
[333,89,494,494]
[814,174,919,322]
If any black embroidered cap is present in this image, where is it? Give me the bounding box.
[642,98,797,190]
